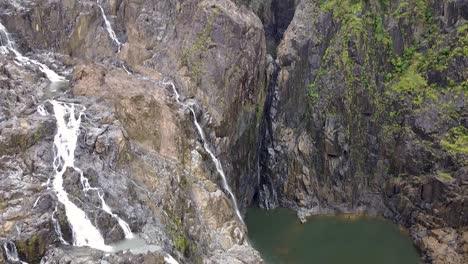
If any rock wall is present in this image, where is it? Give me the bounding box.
[256,0,467,263]
[0,0,265,263]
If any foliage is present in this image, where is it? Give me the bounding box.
[441,126,468,154]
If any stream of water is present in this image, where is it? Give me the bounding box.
[51,101,113,251]
[97,1,122,52]
[246,208,420,264]
[162,80,245,225]
[1,15,176,264]
[0,23,66,82]
[2,242,28,264]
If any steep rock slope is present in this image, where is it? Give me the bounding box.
[256,0,467,263]
[0,0,265,263]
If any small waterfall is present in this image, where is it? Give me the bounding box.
[2,241,28,264]
[37,105,49,116]
[50,100,135,251]
[0,22,65,82]
[162,80,244,225]
[122,64,131,75]
[0,23,15,54]
[98,192,134,239]
[97,2,122,52]
[51,206,70,245]
[50,100,111,251]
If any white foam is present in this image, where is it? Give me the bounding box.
[164,254,180,264]
[51,100,111,252]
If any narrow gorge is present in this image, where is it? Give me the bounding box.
[0,0,466,264]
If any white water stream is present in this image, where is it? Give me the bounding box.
[98,192,134,239]
[3,241,28,264]
[0,18,179,263]
[50,100,112,251]
[97,2,122,52]
[51,206,70,245]
[0,22,66,82]
[162,80,244,225]
[50,100,136,251]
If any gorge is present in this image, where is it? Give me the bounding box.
[0,0,466,264]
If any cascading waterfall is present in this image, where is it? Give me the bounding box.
[3,241,28,264]
[161,80,244,225]
[50,100,136,250]
[97,1,122,52]
[0,22,65,82]
[50,100,112,252]
[96,1,132,75]
[98,192,134,239]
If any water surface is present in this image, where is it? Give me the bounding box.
[246,207,419,264]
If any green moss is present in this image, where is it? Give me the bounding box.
[308,83,319,102]
[0,200,7,210]
[166,210,197,258]
[394,0,429,22]
[182,7,220,83]
[320,0,365,38]
[441,126,468,154]
[391,64,426,94]
[438,172,453,180]
[375,16,392,49]
[16,235,45,263]
[320,0,362,18]
[32,124,46,143]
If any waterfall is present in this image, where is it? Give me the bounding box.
[98,192,134,239]
[0,22,65,82]
[37,105,48,116]
[161,80,244,225]
[97,2,122,52]
[51,206,70,245]
[122,64,131,75]
[49,100,135,251]
[3,241,28,264]
[50,100,112,252]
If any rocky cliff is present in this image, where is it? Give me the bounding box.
[254,0,467,263]
[0,0,466,264]
[0,0,264,263]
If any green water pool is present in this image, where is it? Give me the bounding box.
[246,207,420,264]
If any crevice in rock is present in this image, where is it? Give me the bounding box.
[251,0,298,209]
[264,0,297,55]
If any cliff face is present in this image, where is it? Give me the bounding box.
[0,0,466,263]
[0,0,264,263]
[256,0,467,263]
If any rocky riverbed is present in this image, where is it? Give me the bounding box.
[0,0,467,263]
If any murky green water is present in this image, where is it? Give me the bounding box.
[246,208,420,264]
